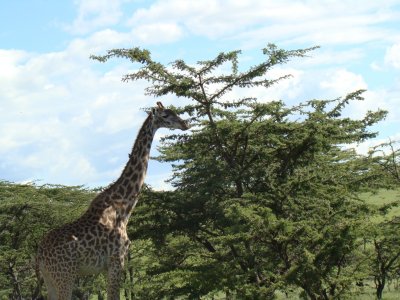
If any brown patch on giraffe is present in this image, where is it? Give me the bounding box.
[111,192,120,200]
[113,200,126,209]
[117,185,125,195]
[125,183,133,198]
[125,166,134,177]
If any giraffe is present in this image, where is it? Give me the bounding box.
[36,102,189,300]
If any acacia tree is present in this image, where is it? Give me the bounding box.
[371,218,400,300]
[366,141,400,299]
[93,45,387,299]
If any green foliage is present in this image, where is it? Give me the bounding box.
[91,44,318,105]
[91,44,398,299]
[362,141,400,299]
[0,181,96,299]
[142,95,384,298]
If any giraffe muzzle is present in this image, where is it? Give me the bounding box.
[181,120,190,130]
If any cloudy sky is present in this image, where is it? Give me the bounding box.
[1,0,400,189]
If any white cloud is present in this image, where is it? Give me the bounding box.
[320,68,367,96]
[348,90,390,119]
[146,172,174,191]
[65,0,126,35]
[72,110,93,127]
[384,43,400,69]
[264,68,304,101]
[0,36,158,186]
[60,0,400,53]
[18,146,99,185]
[132,22,183,44]
[127,0,400,47]
[317,69,395,120]
[370,61,384,71]
[96,106,143,134]
[295,48,365,68]
[0,50,30,78]
[234,67,305,103]
[350,132,400,156]
[67,29,132,57]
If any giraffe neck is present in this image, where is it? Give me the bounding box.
[84,113,157,224]
[111,113,156,201]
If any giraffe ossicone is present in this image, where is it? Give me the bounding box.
[36,102,188,300]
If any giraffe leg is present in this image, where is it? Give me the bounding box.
[56,286,73,300]
[106,257,124,300]
[42,272,57,300]
[55,275,75,300]
[42,273,74,300]
[42,263,76,300]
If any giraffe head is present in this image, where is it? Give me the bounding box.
[151,102,189,131]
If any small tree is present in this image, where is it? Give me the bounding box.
[367,141,400,299]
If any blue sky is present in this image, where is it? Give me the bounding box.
[1,0,400,189]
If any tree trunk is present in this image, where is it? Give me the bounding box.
[376,283,385,300]
[375,276,386,300]
[97,291,105,300]
[235,180,243,198]
[31,280,44,300]
[8,261,22,300]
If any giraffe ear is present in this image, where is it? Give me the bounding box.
[151,108,156,115]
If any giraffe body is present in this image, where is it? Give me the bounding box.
[36,102,188,300]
